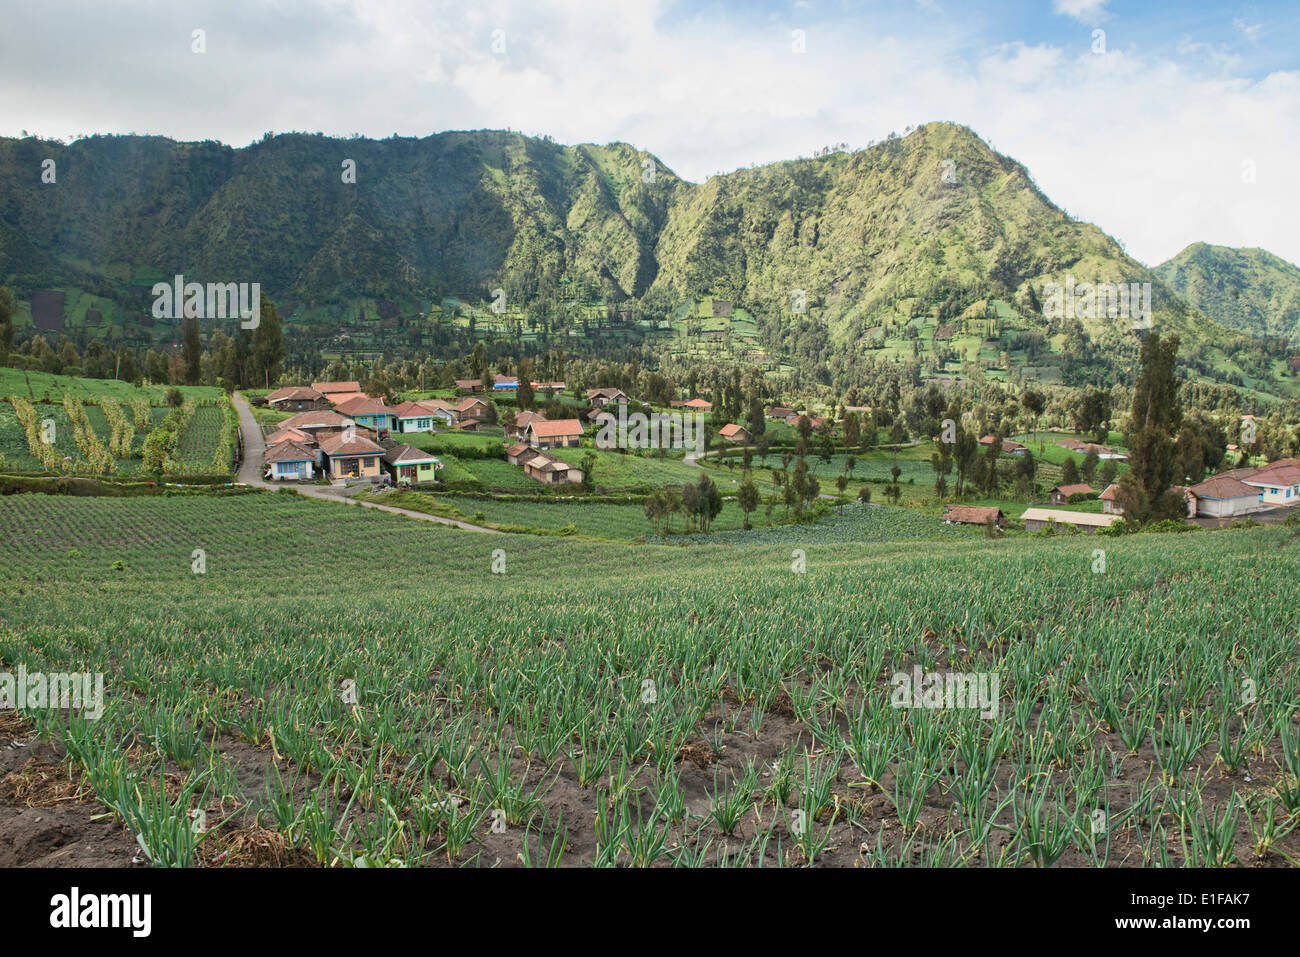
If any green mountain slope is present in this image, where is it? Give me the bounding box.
[651,123,1220,352]
[0,123,1286,392]
[1154,242,1300,344]
[0,131,681,304]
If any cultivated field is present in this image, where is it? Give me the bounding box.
[1,492,1298,867]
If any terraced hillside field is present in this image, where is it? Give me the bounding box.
[0,492,1297,868]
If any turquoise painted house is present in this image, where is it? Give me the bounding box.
[391,401,440,434]
[335,396,396,432]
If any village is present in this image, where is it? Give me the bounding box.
[252,377,1300,536]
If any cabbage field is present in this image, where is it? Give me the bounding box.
[1,491,1298,867]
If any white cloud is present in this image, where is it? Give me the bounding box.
[1233,17,1262,42]
[0,0,1297,267]
[1053,0,1111,26]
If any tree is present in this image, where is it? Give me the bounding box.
[250,293,285,389]
[844,411,860,448]
[931,450,951,496]
[797,415,813,445]
[1175,413,1227,483]
[580,451,596,492]
[1021,389,1045,445]
[144,349,167,385]
[1061,456,1080,486]
[644,489,665,534]
[516,358,534,411]
[1016,451,1037,500]
[738,478,759,529]
[0,286,13,362]
[1117,332,1184,522]
[792,457,809,502]
[685,473,723,532]
[682,478,701,530]
[745,398,766,441]
[181,315,201,385]
[953,428,978,497]
[1075,388,1111,445]
[118,348,138,383]
[1080,448,1099,484]
[983,434,1002,494]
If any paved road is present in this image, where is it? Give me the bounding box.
[233,391,266,485]
[231,392,501,533]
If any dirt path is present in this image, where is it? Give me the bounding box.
[231,393,502,534]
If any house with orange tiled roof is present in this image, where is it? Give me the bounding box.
[980,435,1028,455]
[264,425,314,446]
[264,440,319,481]
[318,431,385,480]
[1187,475,1267,519]
[520,449,583,485]
[391,401,441,434]
[1241,463,1300,507]
[324,391,369,407]
[942,505,1003,527]
[413,399,458,427]
[312,380,361,396]
[454,397,491,422]
[276,409,355,437]
[720,423,751,444]
[1050,483,1094,506]
[509,410,547,441]
[505,442,533,466]
[525,418,584,450]
[586,387,629,408]
[334,396,396,433]
[1099,483,1122,514]
[265,386,328,411]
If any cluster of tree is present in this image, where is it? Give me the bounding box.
[643,473,724,534]
[0,287,285,391]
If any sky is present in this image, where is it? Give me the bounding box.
[1,0,1297,268]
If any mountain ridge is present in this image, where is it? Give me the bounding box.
[0,122,1292,394]
[1154,241,1300,346]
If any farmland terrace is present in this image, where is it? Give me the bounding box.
[0,492,1297,867]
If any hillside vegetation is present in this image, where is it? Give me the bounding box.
[1,124,1285,392]
[1155,242,1300,345]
